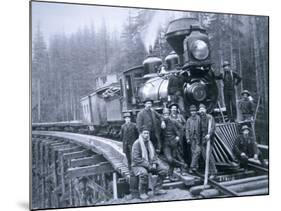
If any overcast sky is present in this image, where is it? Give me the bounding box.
[31,1,135,42]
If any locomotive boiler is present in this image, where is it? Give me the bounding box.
[122,17,219,116]
[77,17,221,136]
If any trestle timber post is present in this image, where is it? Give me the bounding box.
[32,132,119,209]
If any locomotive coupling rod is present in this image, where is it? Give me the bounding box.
[194,172,240,197]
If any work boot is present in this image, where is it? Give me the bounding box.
[154,189,167,195]
[189,168,197,174]
[139,175,149,200]
[139,193,149,200]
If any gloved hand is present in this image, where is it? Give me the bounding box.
[186,139,190,144]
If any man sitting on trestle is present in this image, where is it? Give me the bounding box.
[131,126,168,200]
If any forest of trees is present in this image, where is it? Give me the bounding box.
[32,10,268,144]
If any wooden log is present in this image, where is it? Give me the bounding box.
[63,150,93,161]
[39,140,45,208]
[113,172,118,200]
[70,155,107,168]
[87,179,113,200]
[240,187,268,196]
[59,153,65,195]
[190,175,268,196]
[200,179,268,198]
[66,162,114,179]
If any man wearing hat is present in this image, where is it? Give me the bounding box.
[233,125,266,168]
[198,103,217,176]
[217,61,242,122]
[238,90,255,121]
[136,99,164,153]
[131,127,168,200]
[185,105,201,173]
[120,112,139,168]
[162,108,187,181]
[169,103,186,127]
[169,103,186,156]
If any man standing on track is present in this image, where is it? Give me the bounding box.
[120,112,138,169]
[136,99,164,153]
[185,105,201,173]
[199,104,217,178]
[162,108,187,181]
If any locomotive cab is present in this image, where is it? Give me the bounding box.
[120,66,146,113]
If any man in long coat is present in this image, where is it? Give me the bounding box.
[136,99,163,153]
[120,112,139,168]
[131,127,168,200]
[199,104,217,177]
[217,61,242,122]
[185,105,201,173]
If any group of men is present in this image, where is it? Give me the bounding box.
[217,60,255,122]
[118,60,265,200]
[216,61,266,165]
[120,99,219,200]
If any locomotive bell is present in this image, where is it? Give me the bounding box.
[165,51,179,70]
[143,47,162,74]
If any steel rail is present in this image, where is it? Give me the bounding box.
[194,171,240,197]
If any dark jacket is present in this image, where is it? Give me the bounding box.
[136,108,162,147]
[167,74,185,95]
[120,122,138,153]
[239,98,254,115]
[217,70,242,91]
[162,118,181,147]
[200,113,216,144]
[170,113,186,127]
[186,114,201,142]
[233,135,258,158]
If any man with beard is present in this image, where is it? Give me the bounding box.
[136,99,164,153]
[185,105,201,173]
[162,108,187,181]
[131,127,168,200]
[169,103,186,161]
[199,104,217,178]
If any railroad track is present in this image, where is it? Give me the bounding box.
[189,168,268,198]
[31,130,269,209]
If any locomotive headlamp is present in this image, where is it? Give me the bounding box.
[190,40,209,60]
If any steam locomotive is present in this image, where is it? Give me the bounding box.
[32,17,268,168]
[79,17,220,136]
